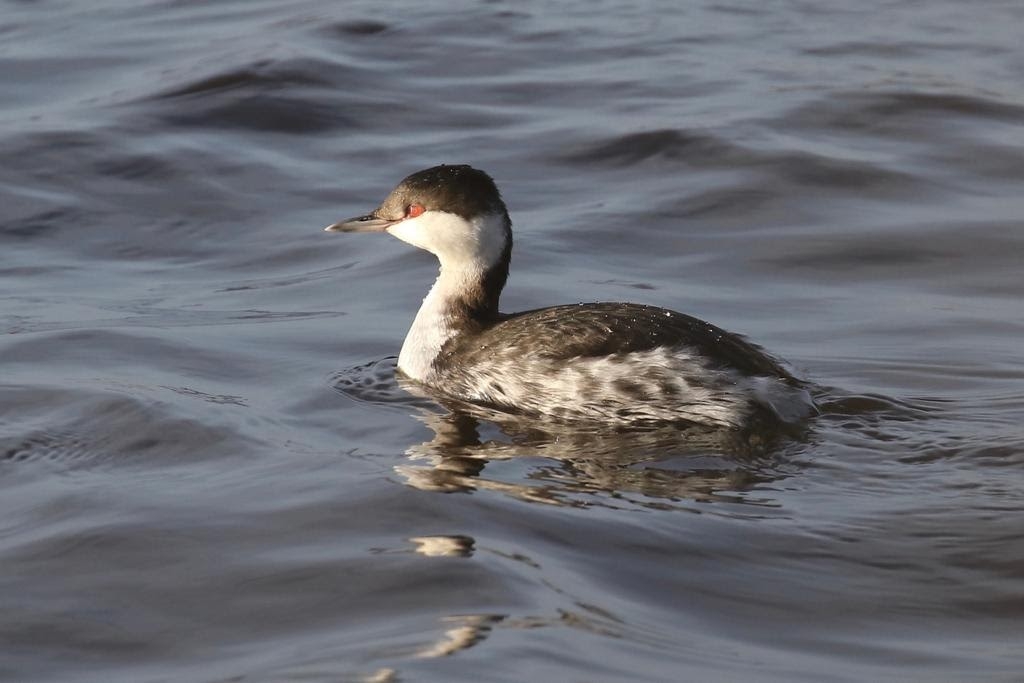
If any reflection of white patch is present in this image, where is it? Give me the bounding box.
[395,211,508,381]
[416,615,497,658]
[363,668,398,683]
[410,535,473,557]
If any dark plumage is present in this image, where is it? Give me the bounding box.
[375,165,510,221]
[440,302,794,381]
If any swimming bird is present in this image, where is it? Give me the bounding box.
[325,164,814,428]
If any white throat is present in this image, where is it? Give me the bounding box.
[391,211,509,382]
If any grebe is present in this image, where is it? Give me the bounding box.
[326,164,814,428]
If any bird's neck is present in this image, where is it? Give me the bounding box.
[397,250,510,382]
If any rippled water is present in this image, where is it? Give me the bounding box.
[2,1,1023,681]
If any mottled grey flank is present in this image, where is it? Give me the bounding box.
[435,303,809,427]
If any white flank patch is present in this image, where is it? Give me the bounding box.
[447,346,757,428]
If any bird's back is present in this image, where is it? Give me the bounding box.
[445,302,794,379]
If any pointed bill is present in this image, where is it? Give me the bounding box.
[324,214,396,233]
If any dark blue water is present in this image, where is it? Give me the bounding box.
[2,1,1023,681]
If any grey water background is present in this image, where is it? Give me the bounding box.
[2,0,1023,681]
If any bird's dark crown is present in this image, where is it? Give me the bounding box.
[376,164,507,221]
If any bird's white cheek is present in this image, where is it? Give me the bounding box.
[387,212,474,257]
[387,219,431,252]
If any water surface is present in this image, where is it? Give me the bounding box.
[2,1,1023,681]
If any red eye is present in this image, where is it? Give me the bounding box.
[407,204,425,218]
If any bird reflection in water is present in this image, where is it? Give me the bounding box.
[403,534,629,660]
[333,357,801,510]
[393,378,799,511]
[333,358,804,667]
